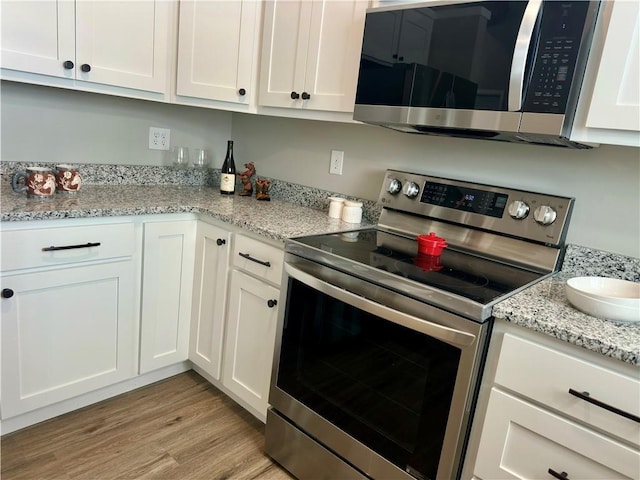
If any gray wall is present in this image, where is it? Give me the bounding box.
[1,81,639,257]
[1,82,232,167]
[231,115,640,258]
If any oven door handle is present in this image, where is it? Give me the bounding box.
[285,263,477,348]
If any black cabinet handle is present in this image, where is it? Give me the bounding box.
[548,469,570,479]
[568,389,640,423]
[267,299,278,308]
[238,88,246,96]
[216,238,226,246]
[1,288,14,299]
[398,56,404,61]
[42,242,101,252]
[392,54,398,59]
[290,91,300,100]
[238,252,271,267]
[81,64,91,72]
[301,92,311,100]
[63,60,74,69]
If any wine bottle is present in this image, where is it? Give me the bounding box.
[220,140,236,195]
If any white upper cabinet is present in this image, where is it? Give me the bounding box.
[0,0,75,77]
[175,0,262,111]
[1,0,174,99]
[571,1,640,147]
[259,0,368,115]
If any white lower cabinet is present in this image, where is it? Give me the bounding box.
[468,324,640,480]
[0,221,139,419]
[221,233,284,421]
[139,220,196,373]
[189,221,232,380]
[223,269,280,421]
[475,389,638,479]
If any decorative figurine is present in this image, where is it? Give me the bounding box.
[256,178,271,201]
[238,162,256,196]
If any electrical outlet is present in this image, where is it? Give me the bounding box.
[329,150,344,175]
[149,127,170,151]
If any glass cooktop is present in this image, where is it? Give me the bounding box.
[288,228,544,312]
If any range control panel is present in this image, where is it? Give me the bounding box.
[379,170,574,247]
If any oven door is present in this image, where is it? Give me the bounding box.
[268,254,490,480]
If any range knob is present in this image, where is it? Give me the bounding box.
[533,205,557,225]
[387,178,402,195]
[402,182,420,198]
[508,200,530,220]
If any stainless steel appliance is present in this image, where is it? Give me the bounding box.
[353,0,601,148]
[265,170,573,480]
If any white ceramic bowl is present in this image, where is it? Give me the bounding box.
[566,277,640,322]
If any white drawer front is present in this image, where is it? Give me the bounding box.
[1,223,135,271]
[475,389,639,480]
[233,234,284,286]
[495,333,640,446]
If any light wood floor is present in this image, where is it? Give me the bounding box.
[1,371,294,480]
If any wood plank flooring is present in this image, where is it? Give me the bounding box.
[1,371,294,480]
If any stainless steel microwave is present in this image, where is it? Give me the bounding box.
[353,0,601,148]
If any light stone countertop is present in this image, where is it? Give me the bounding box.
[0,185,371,241]
[2,184,638,365]
[493,272,639,365]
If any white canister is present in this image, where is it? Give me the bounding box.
[342,200,363,224]
[328,196,346,218]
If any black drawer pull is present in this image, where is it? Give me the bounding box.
[216,238,226,246]
[267,299,278,308]
[42,242,101,252]
[2,288,14,299]
[548,469,570,480]
[568,388,640,423]
[238,252,271,267]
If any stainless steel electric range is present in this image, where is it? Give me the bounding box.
[266,170,574,480]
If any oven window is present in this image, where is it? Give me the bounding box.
[277,278,461,480]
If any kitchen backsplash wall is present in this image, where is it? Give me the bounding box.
[231,114,640,259]
[1,82,232,167]
[2,82,639,258]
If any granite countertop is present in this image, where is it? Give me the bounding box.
[494,272,640,366]
[2,184,638,366]
[0,185,371,241]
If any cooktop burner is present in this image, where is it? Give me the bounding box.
[290,228,543,308]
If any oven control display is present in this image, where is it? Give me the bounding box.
[420,182,509,218]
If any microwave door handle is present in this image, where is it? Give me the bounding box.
[508,0,542,111]
[285,263,477,348]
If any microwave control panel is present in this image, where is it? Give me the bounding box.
[523,0,595,114]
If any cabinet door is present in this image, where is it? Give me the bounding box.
[140,221,196,374]
[74,0,172,93]
[176,0,259,104]
[189,222,231,380]
[585,1,640,134]
[259,0,367,112]
[474,389,639,480]
[223,270,280,420]
[0,0,75,77]
[304,0,368,112]
[259,0,312,108]
[1,261,138,418]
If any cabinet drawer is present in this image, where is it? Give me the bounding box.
[474,389,639,480]
[233,234,284,286]
[495,333,640,446]
[1,223,135,271]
